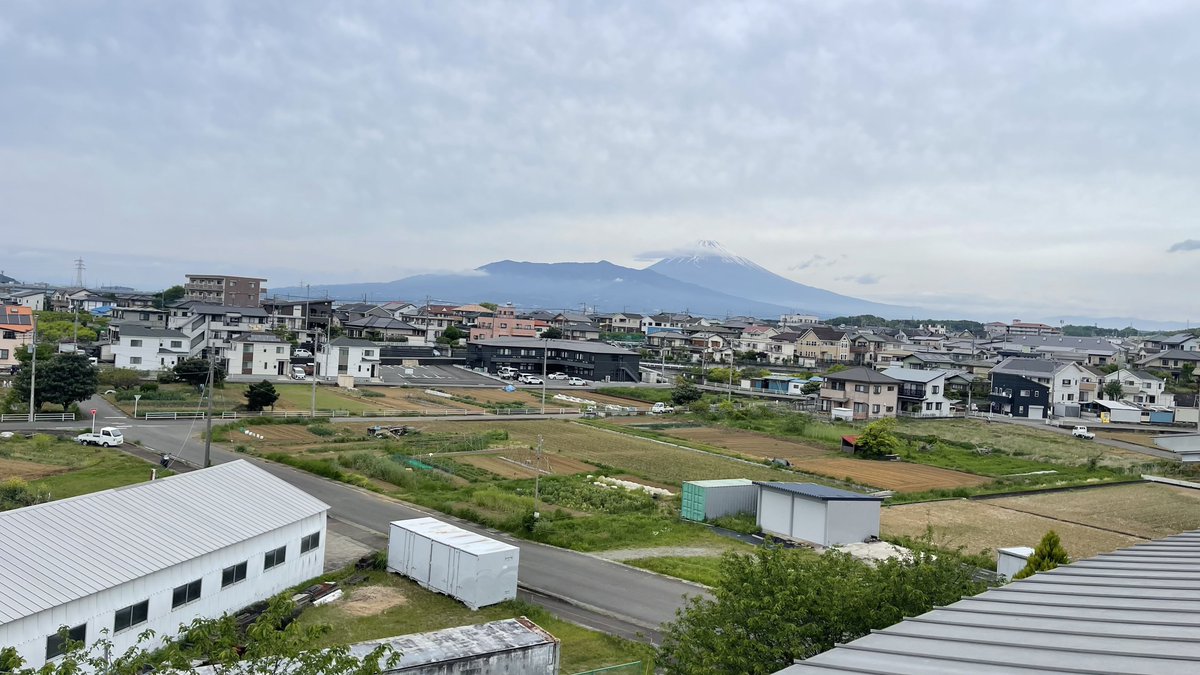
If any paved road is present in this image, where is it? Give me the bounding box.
[41,396,704,643]
[984,415,1179,460]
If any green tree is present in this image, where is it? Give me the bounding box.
[825,364,848,374]
[1013,530,1070,579]
[658,547,986,674]
[244,380,280,411]
[0,596,398,674]
[438,325,465,344]
[37,353,98,410]
[153,284,186,309]
[541,326,564,340]
[271,324,298,346]
[1182,363,1196,383]
[854,418,901,458]
[801,380,822,395]
[34,320,98,343]
[1102,380,1124,400]
[479,301,498,311]
[98,368,144,390]
[671,380,703,406]
[174,358,227,387]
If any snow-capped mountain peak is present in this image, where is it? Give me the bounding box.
[657,240,769,271]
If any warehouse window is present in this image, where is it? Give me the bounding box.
[46,624,86,660]
[301,531,321,554]
[114,600,149,633]
[222,561,248,588]
[264,545,287,570]
[172,579,202,608]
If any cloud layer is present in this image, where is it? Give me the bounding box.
[1,2,1198,320]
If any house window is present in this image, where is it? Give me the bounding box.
[873,386,882,394]
[301,531,321,554]
[113,600,149,633]
[854,384,868,393]
[0,349,7,359]
[931,385,940,394]
[129,356,142,365]
[129,339,143,347]
[222,561,248,587]
[46,624,86,660]
[172,579,202,608]
[1020,390,1031,397]
[264,545,287,570]
[886,406,894,413]
[872,404,880,414]
[1062,379,1071,386]
[276,346,284,354]
[364,350,374,357]
[936,402,943,411]
[925,402,933,411]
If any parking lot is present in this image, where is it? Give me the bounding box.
[378,364,498,386]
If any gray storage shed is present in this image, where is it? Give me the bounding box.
[681,479,759,522]
[754,482,883,547]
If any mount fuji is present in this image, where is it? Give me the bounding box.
[273,241,911,318]
[648,241,908,317]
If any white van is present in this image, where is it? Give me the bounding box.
[291,366,307,380]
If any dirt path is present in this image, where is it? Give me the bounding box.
[596,546,728,561]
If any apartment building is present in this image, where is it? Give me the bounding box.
[184,275,267,307]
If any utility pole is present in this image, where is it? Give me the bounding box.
[312,311,331,416]
[202,353,215,468]
[26,322,38,422]
[533,435,544,520]
[541,339,548,414]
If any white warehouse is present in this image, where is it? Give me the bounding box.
[754,482,883,547]
[0,460,328,669]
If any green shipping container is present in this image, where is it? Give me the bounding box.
[681,479,758,522]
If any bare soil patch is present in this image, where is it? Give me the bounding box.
[249,426,321,443]
[989,483,1200,540]
[0,457,67,480]
[338,585,408,617]
[459,453,596,478]
[790,457,990,492]
[881,498,1144,559]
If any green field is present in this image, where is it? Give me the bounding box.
[299,570,653,673]
[0,433,166,506]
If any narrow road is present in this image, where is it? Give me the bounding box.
[43,396,705,643]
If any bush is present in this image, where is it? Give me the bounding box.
[157,370,180,384]
[98,369,143,390]
[360,390,385,398]
[138,383,159,393]
[308,424,335,437]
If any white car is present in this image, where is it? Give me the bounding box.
[522,375,544,385]
[76,427,124,447]
[567,377,587,386]
[547,372,568,380]
[294,349,312,358]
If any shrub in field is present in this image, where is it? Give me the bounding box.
[1013,530,1070,579]
[265,453,343,480]
[360,389,385,398]
[532,476,656,514]
[308,424,335,437]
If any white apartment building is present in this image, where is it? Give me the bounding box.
[317,337,380,381]
[111,325,189,372]
[0,461,327,670]
[223,333,292,377]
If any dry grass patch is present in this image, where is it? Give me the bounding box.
[881,498,1144,560]
[458,454,597,479]
[990,483,1200,540]
[899,418,1151,470]
[662,426,828,462]
[0,457,67,480]
[337,585,409,617]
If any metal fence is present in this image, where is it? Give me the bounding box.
[134,407,591,420]
[0,412,77,423]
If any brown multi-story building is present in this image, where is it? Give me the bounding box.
[819,366,900,420]
[184,274,267,307]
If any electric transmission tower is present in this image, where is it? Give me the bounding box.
[73,258,85,287]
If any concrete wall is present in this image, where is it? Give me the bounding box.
[0,513,325,669]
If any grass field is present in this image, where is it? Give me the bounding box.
[659,425,828,462]
[0,433,165,503]
[299,570,652,673]
[897,418,1156,471]
[989,483,1200,540]
[626,556,726,587]
[790,457,990,492]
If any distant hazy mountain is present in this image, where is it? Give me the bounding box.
[649,240,910,317]
[276,260,794,317]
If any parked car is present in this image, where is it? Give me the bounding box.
[291,366,307,380]
[294,348,312,358]
[546,372,568,380]
[522,375,544,385]
[567,377,587,386]
[1072,426,1095,440]
[76,427,124,447]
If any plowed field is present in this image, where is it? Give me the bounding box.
[661,426,827,462]
[789,457,990,491]
[459,453,597,478]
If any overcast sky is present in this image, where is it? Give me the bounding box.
[2,1,1198,321]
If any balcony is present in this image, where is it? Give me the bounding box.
[991,388,1013,398]
[898,385,927,400]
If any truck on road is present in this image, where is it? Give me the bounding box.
[76,427,124,447]
[1072,426,1095,440]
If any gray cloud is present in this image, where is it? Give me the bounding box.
[837,274,882,286]
[1168,240,1200,252]
[0,2,1198,320]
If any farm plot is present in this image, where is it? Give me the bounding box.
[415,420,804,485]
[661,426,828,462]
[790,457,991,492]
[988,483,1200,540]
[439,387,533,406]
[881,498,1144,560]
[0,457,67,480]
[244,424,324,444]
[458,454,597,479]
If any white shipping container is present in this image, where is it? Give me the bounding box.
[387,517,519,610]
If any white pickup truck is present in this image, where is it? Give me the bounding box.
[650,402,676,414]
[1071,426,1095,440]
[76,427,124,447]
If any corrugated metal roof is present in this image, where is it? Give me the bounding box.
[391,517,518,555]
[0,460,328,624]
[776,530,1200,674]
[753,482,883,502]
[686,479,755,488]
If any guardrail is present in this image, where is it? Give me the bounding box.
[144,412,208,420]
[0,412,77,422]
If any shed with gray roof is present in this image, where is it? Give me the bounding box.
[754,482,883,547]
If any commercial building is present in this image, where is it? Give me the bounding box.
[754,482,883,547]
[467,337,641,382]
[0,461,327,669]
[776,529,1200,674]
[184,274,267,307]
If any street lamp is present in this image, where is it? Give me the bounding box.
[133,394,142,419]
[26,321,38,423]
